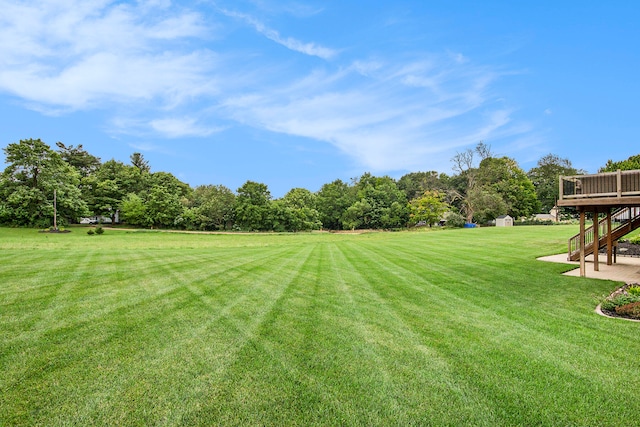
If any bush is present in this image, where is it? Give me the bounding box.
[514,219,555,226]
[628,285,640,296]
[600,293,640,312]
[444,211,465,228]
[629,235,640,245]
[87,229,95,235]
[95,226,104,235]
[615,302,640,319]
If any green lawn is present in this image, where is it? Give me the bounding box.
[1,226,639,426]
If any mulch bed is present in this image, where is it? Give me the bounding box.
[598,283,640,321]
[595,243,640,321]
[599,241,640,257]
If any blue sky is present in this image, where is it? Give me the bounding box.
[1,0,639,197]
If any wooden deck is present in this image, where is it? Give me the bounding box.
[557,169,640,277]
[558,169,640,207]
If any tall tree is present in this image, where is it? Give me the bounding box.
[0,138,87,226]
[398,171,451,201]
[235,181,272,231]
[316,179,356,230]
[148,172,191,199]
[85,160,137,222]
[449,142,494,223]
[528,154,578,212]
[600,153,640,172]
[186,185,236,230]
[145,185,184,228]
[408,191,450,227]
[275,188,321,231]
[130,152,151,173]
[476,157,540,219]
[342,173,408,229]
[55,142,101,178]
[466,186,509,224]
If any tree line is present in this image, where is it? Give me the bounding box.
[1,138,638,231]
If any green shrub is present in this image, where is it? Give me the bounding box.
[444,211,466,228]
[600,293,640,311]
[629,235,640,245]
[615,302,640,319]
[87,229,95,235]
[515,219,555,226]
[95,226,104,235]
[627,285,640,296]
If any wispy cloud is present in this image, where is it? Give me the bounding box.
[218,8,337,59]
[221,55,525,171]
[149,117,224,138]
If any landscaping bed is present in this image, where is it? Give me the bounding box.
[599,241,640,257]
[599,283,640,320]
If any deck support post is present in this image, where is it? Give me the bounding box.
[579,209,586,277]
[606,208,613,265]
[593,207,599,271]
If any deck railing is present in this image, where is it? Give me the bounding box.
[559,169,640,201]
[567,207,640,260]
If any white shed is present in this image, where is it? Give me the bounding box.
[496,215,513,227]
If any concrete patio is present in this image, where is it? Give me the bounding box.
[538,253,640,284]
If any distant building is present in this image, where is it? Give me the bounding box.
[534,206,560,222]
[80,211,119,224]
[496,215,513,227]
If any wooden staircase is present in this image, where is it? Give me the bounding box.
[568,207,640,261]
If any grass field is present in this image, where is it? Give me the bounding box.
[1,226,639,426]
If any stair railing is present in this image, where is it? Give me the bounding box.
[568,207,640,259]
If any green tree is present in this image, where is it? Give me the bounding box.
[0,138,87,226]
[85,160,136,223]
[120,193,149,227]
[316,179,356,230]
[277,188,321,231]
[398,171,451,201]
[186,185,236,230]
[148,172,191,199]
[235,181,272,231]
[449,142,494,223]
[466,186,508,224]
[130,152,151,173]
[341,199,371,230]
[408,191,450,227]
[55,142,101,178]
[476,157,540,219]
[528,154,579,212]
[146,185,184,228]
[600,153,640,172]
[343,173,409,229]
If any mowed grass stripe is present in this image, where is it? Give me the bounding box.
[68,243,313,426]
[1,242,316,425]
[334,242,502,425]
[332,241,506,425]
[145,242,320,425]
[342,230,640,425]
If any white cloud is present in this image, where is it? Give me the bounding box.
[149,117,223,138]
[0,0,215,113]
[221,56,526,171]
[219,8,337,59]
[109,115,223,139]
